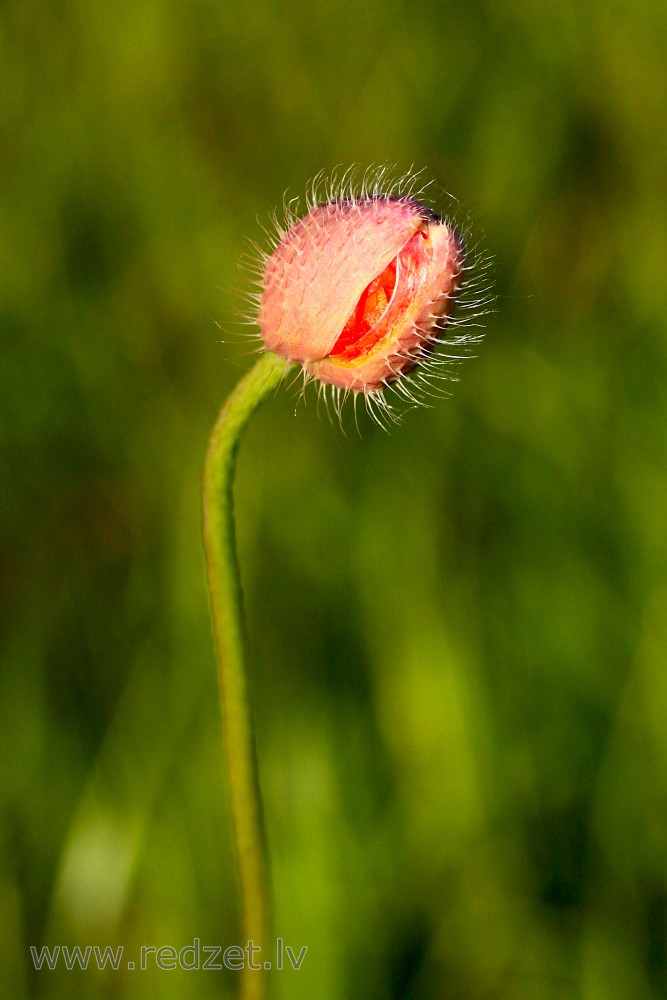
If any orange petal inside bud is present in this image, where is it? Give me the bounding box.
[330,259,398,360]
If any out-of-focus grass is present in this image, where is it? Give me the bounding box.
[2,1,667,998]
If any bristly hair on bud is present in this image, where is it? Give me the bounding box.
[237,165,493,429]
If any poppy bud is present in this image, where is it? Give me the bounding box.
[249,170,488,419]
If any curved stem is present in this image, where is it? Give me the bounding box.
[202,351,289,1000]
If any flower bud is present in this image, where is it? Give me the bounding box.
[258,190,464,395]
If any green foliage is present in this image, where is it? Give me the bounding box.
[2,0,667,997]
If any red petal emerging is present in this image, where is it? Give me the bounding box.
[329,259,398,360]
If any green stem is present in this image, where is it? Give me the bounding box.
[202,351,289,1000]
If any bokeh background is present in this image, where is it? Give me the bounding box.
[2,1,667,997]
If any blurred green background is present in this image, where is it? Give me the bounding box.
[2,0,667,997]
